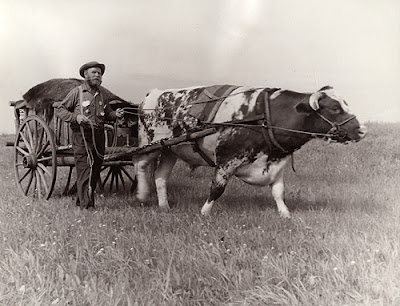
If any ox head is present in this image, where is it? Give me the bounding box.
[296,86,367,142]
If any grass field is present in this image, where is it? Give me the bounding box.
[0,122,399,306]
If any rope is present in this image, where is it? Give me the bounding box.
[80,125,94,198]
[122,107,336,139]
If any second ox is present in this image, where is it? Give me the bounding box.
[134,85,367,217]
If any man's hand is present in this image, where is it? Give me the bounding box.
[76,114,90,125]
[115,108,124,118]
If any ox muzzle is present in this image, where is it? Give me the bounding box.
[316,112,367,143]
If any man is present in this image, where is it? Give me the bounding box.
[55,61,124,209]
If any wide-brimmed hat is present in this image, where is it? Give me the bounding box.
[79,61,106,77]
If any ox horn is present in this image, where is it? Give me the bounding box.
[309,91,325,111]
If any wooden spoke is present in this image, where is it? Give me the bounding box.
[120,166,136,183]
[115,169,120,192]
[102,167,113,188]
[62,166,74,196]
[118,170,126,190]
[37,140,50,158]
[25,120,34,149]
[31,170,37,197]
[37,167,49,196]
[23,170,34,195]
[19,130,33,153]
[109,170,115,192]
[15,146,29,156]
[100,165,136,194]
[19,169,31,183]
[37,156,52,162]
[35,127,44,154]
[37,163,51,177]
[35,171,42,199]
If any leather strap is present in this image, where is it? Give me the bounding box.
[192,140,216,167]
[262,90,288,153]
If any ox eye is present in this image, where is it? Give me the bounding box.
[331,106,342,113]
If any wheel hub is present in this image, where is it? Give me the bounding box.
[23,154,38,169]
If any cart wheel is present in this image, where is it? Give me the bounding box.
[14,115,57,200]
[100,165,136,193]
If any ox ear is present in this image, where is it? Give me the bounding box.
[308,91,326,111]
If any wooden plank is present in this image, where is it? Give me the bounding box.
[105,128,216,161]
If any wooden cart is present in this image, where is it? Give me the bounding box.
[6,78,139,199]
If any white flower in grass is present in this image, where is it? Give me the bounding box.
[333,267,338,271]
[350,261,356,265]
[96,248,104,256]
[18,285,25,293]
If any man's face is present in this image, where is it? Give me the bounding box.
[84,67,102,87]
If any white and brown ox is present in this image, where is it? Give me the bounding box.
[134,85,367,217]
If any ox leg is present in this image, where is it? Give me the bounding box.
[201,167,232,216]
[270,174,290,218]
[134,151,160,203]
[154,151,177,210]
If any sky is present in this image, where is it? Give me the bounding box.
[0,0,399,134]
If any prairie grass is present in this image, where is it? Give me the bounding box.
[0,122,399,305]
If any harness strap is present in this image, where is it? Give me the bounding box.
[192,141,216,167]
[262,90,289,153]
[202,85,238,122]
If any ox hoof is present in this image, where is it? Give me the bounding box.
[135,193,149,204]
[201,209,211,217]
[279,211,291,219]
[159,204,170,212]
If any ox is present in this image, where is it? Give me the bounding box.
[134,85,367,217]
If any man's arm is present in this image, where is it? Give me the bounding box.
[54,88,79,123]
[104,102,124,122]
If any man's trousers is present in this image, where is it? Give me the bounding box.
[71,128,105,208]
